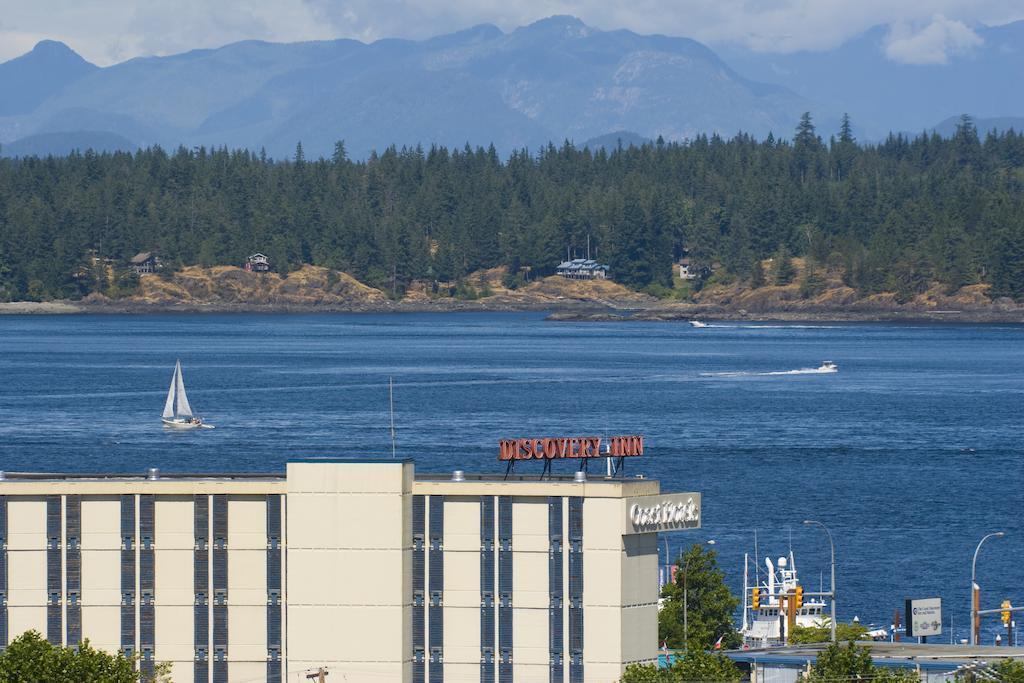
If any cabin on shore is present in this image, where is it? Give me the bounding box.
[130,252,160,275]
[244,253,271,272]
[556,258,609,281]
[678,258,697,280]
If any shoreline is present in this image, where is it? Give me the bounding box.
[2,299,1023,323]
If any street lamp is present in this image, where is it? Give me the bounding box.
[804,520,836,643]
[970,531,1005,646]
[683,539,716,648]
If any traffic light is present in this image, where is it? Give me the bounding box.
[1002,600,1012,625]
[795,585,804,609]
[752,587,760,610]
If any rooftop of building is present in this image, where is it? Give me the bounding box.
[556,258,609,269]
[0,463,657,487]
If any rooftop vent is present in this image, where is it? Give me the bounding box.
[573,471,587,483]
[0,471,6,481]
[451,470,465,482]
[147,468,160,481]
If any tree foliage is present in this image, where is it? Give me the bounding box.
[801,642,919,683]
[2,115,1024,302]
[0,630,169,682]
[983,659,1024,683]
[789,619,869,644]
[620,650,742,682]
[659,544,741,650]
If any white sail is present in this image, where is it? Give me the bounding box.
[174,360,193,418]
[162,363,177,419]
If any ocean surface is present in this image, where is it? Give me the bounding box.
[1,313,1021,642]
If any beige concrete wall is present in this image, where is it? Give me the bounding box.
[154,497,194,680]
[580,495,663,678]
[79,496,122,653]
[7,498,47,640]
[512,498,549,672]
[228,496,268,669]
[622,534,660,665]
[286,461,413,682]
[443,496,481,674]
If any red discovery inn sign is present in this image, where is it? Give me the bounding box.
[499,435,644,477]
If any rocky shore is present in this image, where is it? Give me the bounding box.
[2,264,1023,322]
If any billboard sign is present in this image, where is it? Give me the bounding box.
[623,493,701,535]
[906,597,942,638]
[499,435,643,461]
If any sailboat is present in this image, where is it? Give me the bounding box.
[162,360,213,429]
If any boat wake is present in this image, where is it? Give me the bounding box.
[703,324,843,329]
[763,366,837,375]
[702,363,838,377]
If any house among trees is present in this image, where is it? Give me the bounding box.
[678,258,697,280]
[129,252,160,275]
[556,258,610,280]
[244,253,271,272]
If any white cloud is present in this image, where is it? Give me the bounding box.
[884,15,984,64]
[0,0,1022,65]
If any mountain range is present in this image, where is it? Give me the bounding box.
[1,16,1022,158]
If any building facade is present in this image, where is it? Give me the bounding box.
[0,459,698,682]
[244,254,271,272]
[130,252,159,275]
[555,259,610,280]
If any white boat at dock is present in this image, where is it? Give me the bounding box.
[741,551,829,647]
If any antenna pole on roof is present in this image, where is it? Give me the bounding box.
[587,233,591,260]
[389,377,396,459]
[754,529,760,587]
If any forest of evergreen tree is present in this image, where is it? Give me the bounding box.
[1,114,1022,303]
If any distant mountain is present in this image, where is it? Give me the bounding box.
[581,130,650,151]
[1,131,138,157]
[0,17,807,158]
[0,40,97,117]
[717,21,1024,140]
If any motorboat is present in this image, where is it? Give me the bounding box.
[162,360,213,429]
[818,361,838,372]
[689,320,708,328]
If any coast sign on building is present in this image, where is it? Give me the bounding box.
[624,492,701,534]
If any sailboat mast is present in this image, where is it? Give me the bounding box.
[389,377,396,459]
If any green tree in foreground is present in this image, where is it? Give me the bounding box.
[789,619,869,644]
[659,544,741,650]
[801,642,919,683]
[984,659,1024,683]
[620,650,741,682]
[0,631,170,682]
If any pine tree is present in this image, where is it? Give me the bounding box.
[750,259,765,288]
[773,246,796,285]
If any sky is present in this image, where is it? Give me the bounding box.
[1,0,1023,66]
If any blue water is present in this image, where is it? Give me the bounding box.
[1,313,1021,642]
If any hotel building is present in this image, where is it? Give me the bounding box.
[0,458,700,682]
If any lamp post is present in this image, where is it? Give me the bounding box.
[970,531,1005,646]
[804,520,836,643]
[683,539,716,649]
